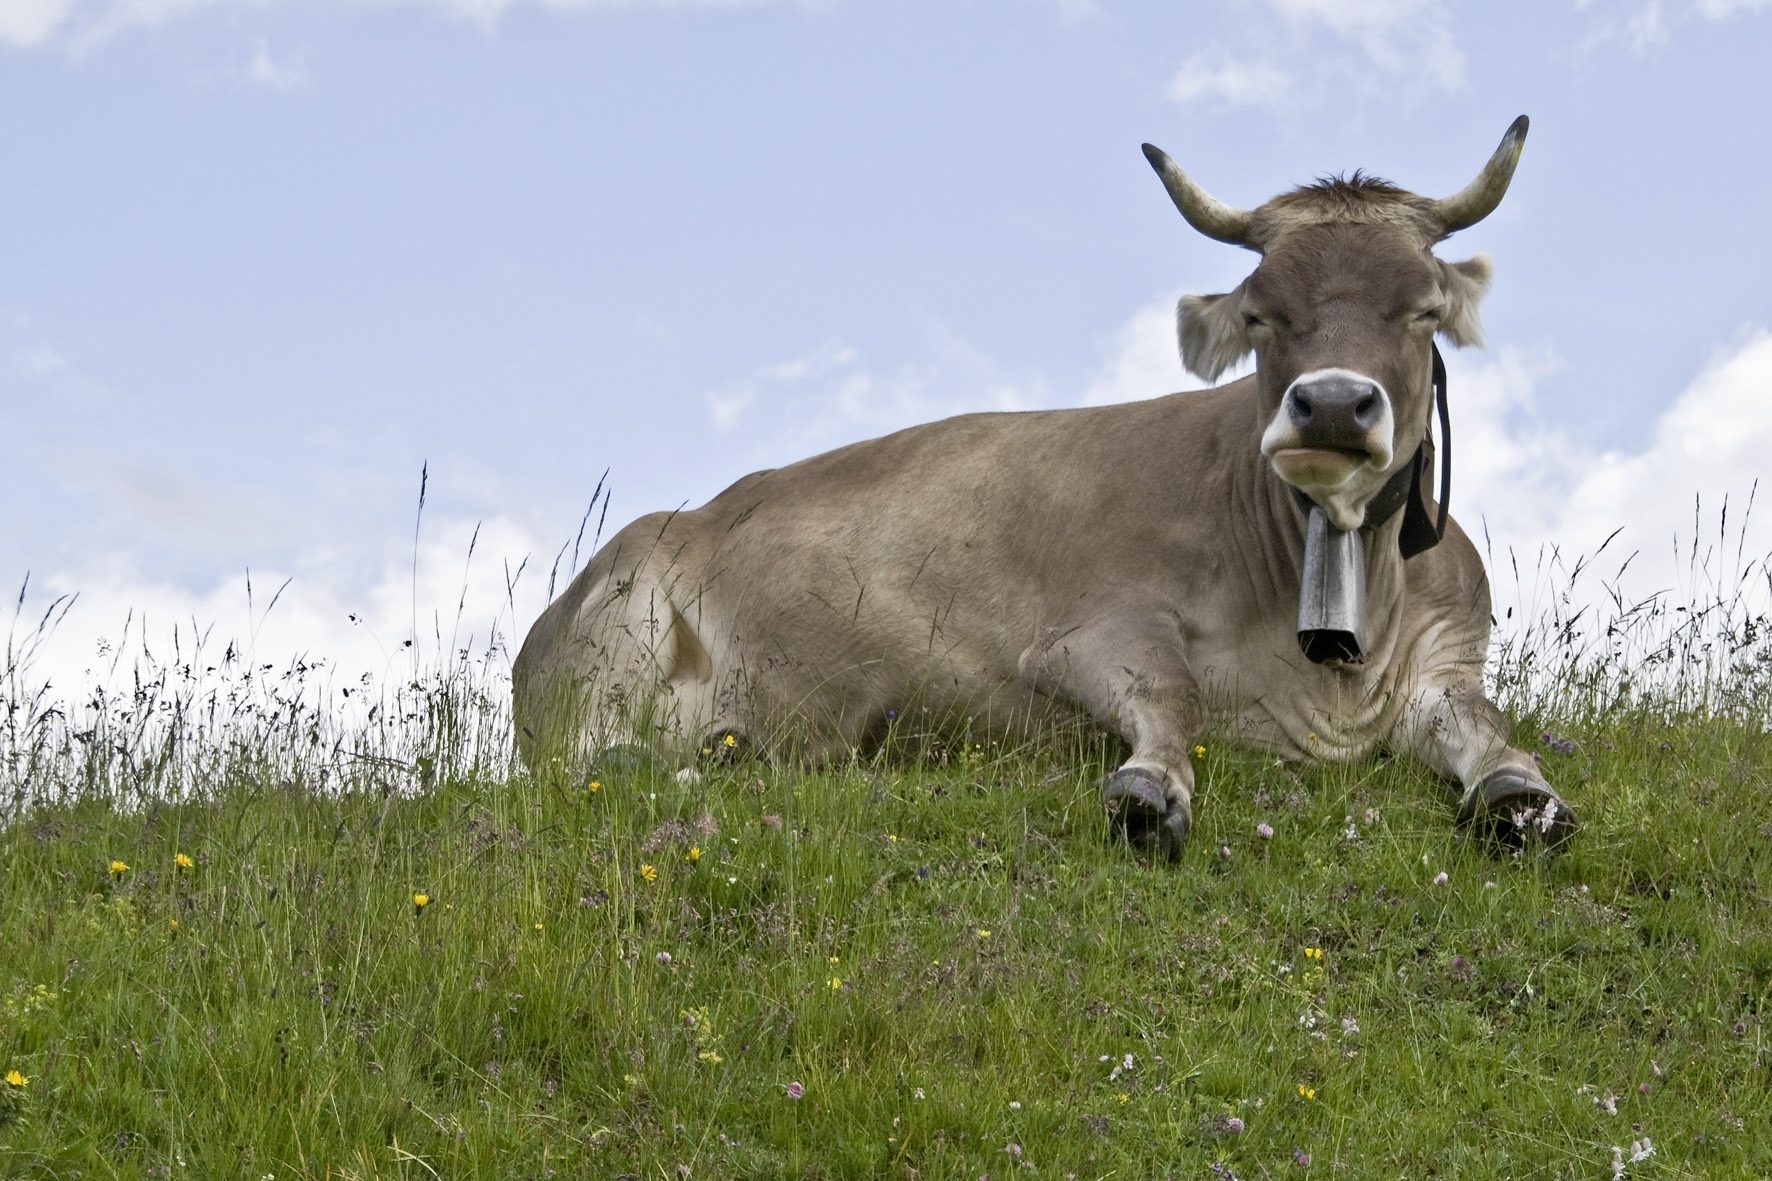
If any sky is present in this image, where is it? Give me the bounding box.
[3,0,1770,695]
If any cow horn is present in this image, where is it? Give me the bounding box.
[1142,143,1254,249]
[1434,115,1530,235]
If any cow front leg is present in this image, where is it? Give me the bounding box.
[1399,680,1578,850]
[1020,621,1202,860]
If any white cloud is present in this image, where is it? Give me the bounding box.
[1696,0,1770,14]
[1082,296,1190,406]
[1626,0,1668,49]
[1168,0,1463,107]
[19,512,550,700]
[247,38,307,90]
[1449,333,1772,632]
[0,0,77,46]
[1167,51,1292,109]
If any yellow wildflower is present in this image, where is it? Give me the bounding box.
[724,733,737,748]
[640,863,658,883]
[698,1049,723,1064]
[828,977,841,990]
[587,780,602,793]
[1296,1085,1316,1100]
[977,928,990,939]
[887,833,898,843]
[1192,745,1206,757]
[1118,1093,1129,1103]
[413,893,430,909]
[169,919,178,930]
[687,846,702,863]
[109,860,128,877]
[828,955,840,965]
[1303,947,1323,961]
[3,1070,25,1088]
[533,922,544,931]
[174,852,194,869]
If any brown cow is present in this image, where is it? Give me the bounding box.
[514,116,1575,857]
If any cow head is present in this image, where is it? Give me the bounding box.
[1145,117,1526,531]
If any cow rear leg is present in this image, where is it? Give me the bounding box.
[1400,680,1577,851]
[1020,621,1201,861]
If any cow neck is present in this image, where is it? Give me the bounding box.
[1286,341,1452,560]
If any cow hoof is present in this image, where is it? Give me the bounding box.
[1457,771,1578,852]
[1102,768,1190,861]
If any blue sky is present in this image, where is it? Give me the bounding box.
[4,0,1770,687]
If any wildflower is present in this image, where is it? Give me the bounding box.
[828,955,840,964]
[828,977,842,990]
[1433,871,1449,885]
[656,952,672,966]
[977,928,990,939]
[640,863,658,883]
[4,1070,25,1087]
[1296,1085,1315,1100]
[1293,1148,1310,1166]
[174,853,194,869]
[686,846,702,862]
[169,919,178,930]
[587,780,602,793]
[1595,1092,1618,1115]
[110,860,129,877]
[1257,822,1274,840]
[698,1048,723,1064]
[1218,844,1232,859]
[413,893,430,910]
[533,922,543,931]
[761,814,783,830]
[914,1087,925,1099]
[1192,745,1206,757]
[887,833,898,843]
[1005,1143,1022,1157]
[1303,947,1322,961]
[1541,730,1577,755]
[1225,1116,1245,1133]
[1118,1093,1129,1104]
[1008,1100,1021,1110]
[784,1081,804,1099]
[917,865,930,879]
[1340,1015,1360,1036]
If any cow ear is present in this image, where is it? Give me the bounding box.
[1177,284,1252,383]
[1437,253,1492,348]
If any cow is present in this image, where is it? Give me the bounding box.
[513,115,1576,858]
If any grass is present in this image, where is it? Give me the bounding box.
[2,523,1770,1178]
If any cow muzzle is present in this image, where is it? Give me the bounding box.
[1262,369,1396,529]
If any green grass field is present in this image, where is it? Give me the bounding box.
[3,548,1770,1178]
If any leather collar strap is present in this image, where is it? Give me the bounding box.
[1395,343,1451,559]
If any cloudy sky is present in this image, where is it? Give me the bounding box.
[4,0,1770,692]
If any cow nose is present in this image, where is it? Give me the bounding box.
[1286,372,1387,449]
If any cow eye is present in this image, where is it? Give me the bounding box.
[1413,307,1443,324]
[1243,313,1267,330]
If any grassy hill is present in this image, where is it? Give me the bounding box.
[2,557,1770,1178]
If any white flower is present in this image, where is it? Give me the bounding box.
[1433,871,1449,886]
